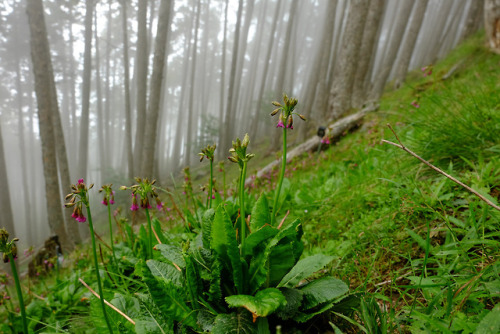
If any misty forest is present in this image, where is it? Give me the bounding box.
[0,0,499,332]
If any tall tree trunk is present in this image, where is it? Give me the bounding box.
[222,0,244,155]
[460,0,484,42]
[0,123,15,241]
[369,0,413,101]
[351,0,386,107]
[26,0,73,252]
[393,0,429,89]
[120,0,134,179]
[270,0,299,150]
[104,0,112,170]
[94,11,106,179]
[133,0,149,173]
[78,0,94,179]
[141,0,172,178]
[186,0,202,166]
[249,0,283,142]
[298,0,337,141]
[217,0,229,160]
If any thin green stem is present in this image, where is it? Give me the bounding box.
[8,253,28,334]
[145,207,153,260]
[271,127,287,225]
[239,161,248,248]
[107,205,116,264]
[86,206,114,333]
[208,160,213,208]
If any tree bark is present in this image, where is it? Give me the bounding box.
[218,0,229,160]
[141,0,172,178]
[94,11,105,177]
[393,0,429,89]
[26,0,73,252]
[460,0,484,42]
[133,0,149,173]
[328,0,370,121]
[78,0,94,179]
[485,0,500,54]
[120,0,134,179]
[369,0,413,101]
[352,0,386,107]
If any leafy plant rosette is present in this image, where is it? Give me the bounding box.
[135,96,349,332]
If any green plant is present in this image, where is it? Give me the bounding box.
[65,179,113,333]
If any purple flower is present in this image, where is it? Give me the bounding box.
[77,178,84,185]
[411,100,420,108]
[321,137,330,144]
[76,215,87,223]
[276,119,285,128]
[101,199,108,206]
[130,203,139,211]
[156,202,164,211]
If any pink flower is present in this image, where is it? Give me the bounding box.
[77,179,84,185]
[156,202,164,211]
[76,215,86,223]
[321,137,330,144]
[101,199,108,206]
[411,100,420,108]
[130,203,139,211]
[276,119,285,128]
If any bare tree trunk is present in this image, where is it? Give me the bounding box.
[351,0,386,107]
[104,0,112,169]
[186,0,202,166]
[485,0,500,53]
[270,0,299,150]
[393,0,429,89]
[133,0,149,173]
[218,0,229,160]
[328,0,370,121]
[78,0,94,180]
[94,11,106,178]
[298,0,337,141]
[460,0,484,42]
[27,0,73,252]
[222,0,244,154]
[0,123,15,240]
[120,0,134,179]
[141,0,172,178]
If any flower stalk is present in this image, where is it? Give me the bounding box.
[199,144,216,208]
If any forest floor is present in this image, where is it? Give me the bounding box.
[1,32,499,333]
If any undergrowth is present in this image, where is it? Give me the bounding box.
[1,33,499,333]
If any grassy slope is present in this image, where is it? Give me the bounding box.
[269,32,500,332]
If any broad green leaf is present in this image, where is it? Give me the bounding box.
[250,194,271,231]
[278,254,334,288]
[139,261,197,329]
[475,303,500,334]
[154,244,185,269]
[211,204,244,294]
[135,319,173,334]
[275,287,303,320]
[226,288,287,320]
[248,219,302,293]
[197,309,216,333]
[201,208,215,249]
[300,277,349,310]
[147,259,183,287]
[212,311,257,334]
[111,293,141,321]
[208,257,223,303]
[241,225,278,257]
[184,254,201,306]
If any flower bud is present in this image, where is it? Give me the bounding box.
[270,108,280,116]
[298,114,306,121]
[271,101,282,107]
[242,133,250,148]
[120,186,128,190]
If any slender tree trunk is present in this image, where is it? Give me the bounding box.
[120,0,134,179]
[393,0,429,89]
[104,0,112,169]
[94,11,106,178]
[298,0,337,141]
[133,0,149,173]
[186,0,202,166]
[141,0,172,178]
[270,0,299,150]
[369,0,413,100]
[26,0,73,252]
[222,0,244,154]
[0,122,15,241]
[351,0,386,107]
[249,0,282,142]
[78,0,94,180]
[460,0,484,42]
[217,0,229,160]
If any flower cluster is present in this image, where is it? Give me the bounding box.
[98,184,115,206]
[65,179,94,223]
[121,177,164,212]
[0,228,19,263]
[421,64,433,77]
[271,93,305,130]
[198,143,216,162]
[228,133,254,168]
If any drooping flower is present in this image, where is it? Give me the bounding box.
[411,100,420,108]
[321,137,330,144]
[277,119,285,128]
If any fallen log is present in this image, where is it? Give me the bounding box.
[246,104,378,185]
